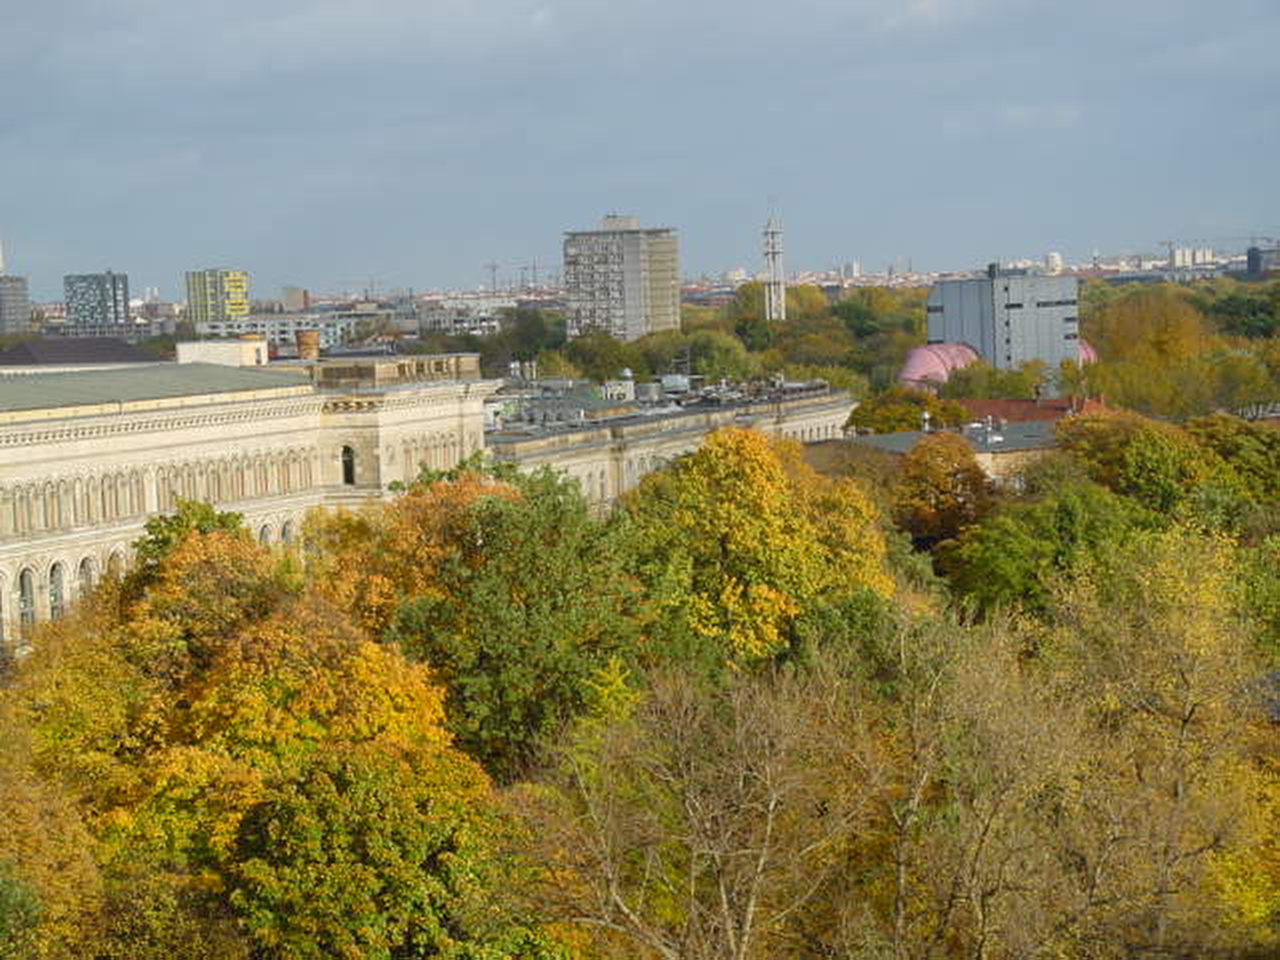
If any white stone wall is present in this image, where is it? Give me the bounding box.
[0,378,497,650]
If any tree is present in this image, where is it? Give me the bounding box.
[1039,528,1268,954]
[517,665,880,960]
[943,480,1146,615]
[383,466,641,782]
[938,359,1048,400]
[131,499,246,581]
[893,433,990,546]
[230,741,559,960]
[622,428,892,667]
[847,387,966,434]
[3,519,553,959]
[0,861,42,960]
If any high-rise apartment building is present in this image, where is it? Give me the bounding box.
[563,215,679,341]
[186,268,250,328]
[64,271,131,330]
[0,276,30,336]
[926,266,1080,371]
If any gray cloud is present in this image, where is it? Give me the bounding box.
[2,0,1277,298]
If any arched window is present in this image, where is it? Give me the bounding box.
[106,552,123,579]
[17,569,36,635]
[49,563,66,620]
[258,524,272,545]
[341,446,356,486]
[78,557,95,598]
[280,520,295,545]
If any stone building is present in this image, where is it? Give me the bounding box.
[0,354,492,647]
[0,351,852,648]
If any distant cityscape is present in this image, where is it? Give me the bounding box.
[0,222,1277,349]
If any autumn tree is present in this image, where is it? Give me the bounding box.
[3,517,557,958]
[622,428,892,667]
[1038,528,1268,954]
[847,386,967,434]
[518,664,882,960]
[893,432,990,546]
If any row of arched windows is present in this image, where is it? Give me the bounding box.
[1,473,147,537]
[154,450,318,512]
[0,555,115,646]
[0,513,304,648]
[396,433,463,483]
[0,449,321,539]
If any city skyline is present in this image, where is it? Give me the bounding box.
[3,0,1277,300]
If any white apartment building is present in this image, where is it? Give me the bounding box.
[563,215,679,341]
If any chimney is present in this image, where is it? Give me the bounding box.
[295,329,321,361]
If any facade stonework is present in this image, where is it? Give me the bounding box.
[1,359,852,648]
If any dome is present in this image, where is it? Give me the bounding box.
[898,343,980,387]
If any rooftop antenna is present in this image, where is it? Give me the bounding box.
[483,261,499,293]
[763,214,786,322]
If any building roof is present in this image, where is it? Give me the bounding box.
[957,397,1107,423]
[850,420,1058,457]
[0,337,152,365]
[0,363,311,417]
[899,343,979,386]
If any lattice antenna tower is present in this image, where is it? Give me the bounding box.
[763,216,786,322]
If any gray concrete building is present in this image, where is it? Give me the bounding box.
[64,271,130,330]
[563,215,679,341]
[925,267,1080,370]
[0,276,30,336]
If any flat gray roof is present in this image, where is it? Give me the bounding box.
[850,420,1057,456]
[0,363,312,417]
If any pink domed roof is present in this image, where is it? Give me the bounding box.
[898,343,980,386]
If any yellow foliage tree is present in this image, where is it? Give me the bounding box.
[624,428,892,664]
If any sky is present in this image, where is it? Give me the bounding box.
[2,0,1278,300]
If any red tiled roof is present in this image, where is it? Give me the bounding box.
[957,397,1106,423]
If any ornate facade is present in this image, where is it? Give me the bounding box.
[0,356,853,649]
[0,357,494,648]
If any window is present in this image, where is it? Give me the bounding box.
[49,564,65,620]
[17,569,35,635]
[78,557,95,597]
[926,305,943,314]
[258,525,272,545]
[1004,302,1024,309]
[341,446,356,486]
[1065,332,1079,340]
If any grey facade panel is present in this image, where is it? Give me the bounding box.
[929,274,1079,371]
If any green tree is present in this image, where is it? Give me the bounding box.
[0,862,41,959]
[384,467,641,782]
[944,480,1147,614]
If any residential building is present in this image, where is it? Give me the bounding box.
[1248,246,1280,276]
[185,268,250,326]
[195,311,359,349]
[64,271,130,330]
[563,215,679,341]
[0,276,30,336]
[925,266,1081,371]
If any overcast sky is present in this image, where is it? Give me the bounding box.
[3,0,1277,300]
